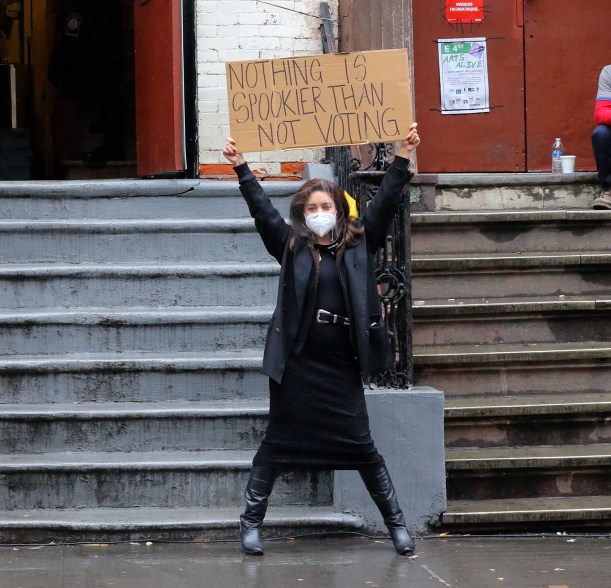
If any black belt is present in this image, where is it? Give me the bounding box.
[315,308,350,327]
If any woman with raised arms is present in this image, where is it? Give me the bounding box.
[223,122,420,556]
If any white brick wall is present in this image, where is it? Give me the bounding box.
[196,0,338,174]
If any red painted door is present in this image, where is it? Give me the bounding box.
[412,0,526,172]
[524,0,611,171]
[134,0,186,176]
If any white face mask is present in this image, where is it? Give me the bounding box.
[305,212,337,238]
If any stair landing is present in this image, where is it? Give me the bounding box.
[413,171,601,211]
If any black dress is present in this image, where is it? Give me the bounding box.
[253,242,384,470]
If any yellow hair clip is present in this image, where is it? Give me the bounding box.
[344,191,358,219]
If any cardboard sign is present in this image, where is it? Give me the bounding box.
[225,49,412,152]
[446,0,484,24]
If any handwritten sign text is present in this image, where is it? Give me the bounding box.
[225,49,412,152]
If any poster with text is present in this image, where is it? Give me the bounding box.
[225,49,413,152]
[438,38,489,115]
[445,0,484,25]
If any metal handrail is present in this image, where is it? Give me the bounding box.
[331,147,413,388]
[319,2,413,387]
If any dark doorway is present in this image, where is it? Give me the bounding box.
[1,0,197,180]
[45,0,137,179]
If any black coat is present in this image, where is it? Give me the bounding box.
[239,159,413,384]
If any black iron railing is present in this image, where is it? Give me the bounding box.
[319,2,412,387]
[324,144,414,388]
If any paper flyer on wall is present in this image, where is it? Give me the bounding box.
[438,38,489,114]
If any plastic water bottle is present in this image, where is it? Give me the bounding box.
[551,138,564,173]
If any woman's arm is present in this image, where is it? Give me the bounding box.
[362,123,420,251]
[223,137,290,263]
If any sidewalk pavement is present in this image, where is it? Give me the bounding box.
[1,533,609,588]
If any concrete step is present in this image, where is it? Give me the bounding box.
[0,350,267,404]
[0,450,333,510]
[430,172,599,211]
[413,342,611,397]
[416,341,611,366]
[0,179,292,220]
[444,392,611,449]
[0,401,269,454]
[446,442,611,469]
[412,252,611,300]
[445,391,611,418]
[0,306,272,355]
[61,160,138,181]
[441,495,611,531]
[411,210,611,256]
[0,263,279,308]
[0,505,361,544]
[446,443,611,501]
[0,220,278,263]
[414,296,611,347]
[8,186,610,260]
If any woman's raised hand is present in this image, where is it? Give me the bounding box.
[397,122,420,158]
[223,137,245,166]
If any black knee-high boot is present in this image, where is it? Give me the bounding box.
[239,466,277,555]
[359,464,416,555]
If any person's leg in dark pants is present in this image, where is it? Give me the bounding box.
[359,463,416,555]
[592,124,611,208]
[239,466,277,555]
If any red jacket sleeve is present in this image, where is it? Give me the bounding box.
[595,100,611,126]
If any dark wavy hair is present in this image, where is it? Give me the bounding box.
[289,178,364,250]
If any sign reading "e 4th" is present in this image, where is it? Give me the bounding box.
[225,49,413,152]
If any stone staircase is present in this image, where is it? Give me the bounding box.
[3,173,610,541]
[0,180,362,543]
[410,207,611,530]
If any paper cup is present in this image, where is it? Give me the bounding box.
[560,155,576,173]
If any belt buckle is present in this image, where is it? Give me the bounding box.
[316,309,330,324]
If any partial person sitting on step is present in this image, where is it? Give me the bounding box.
[592,64,611,209]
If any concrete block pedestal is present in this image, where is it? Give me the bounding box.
[334,386,446,535]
